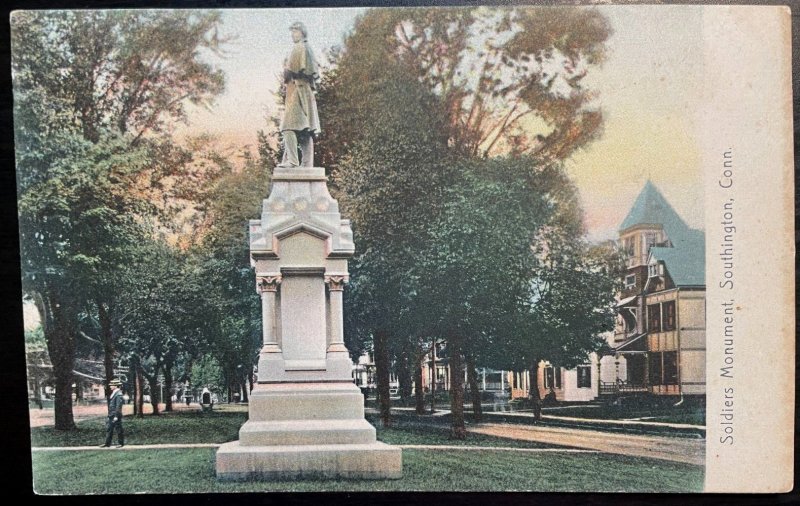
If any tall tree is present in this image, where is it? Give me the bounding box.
[318,7,613,434]
[117,240,207,415]
[419,157,557,438]
[321,7,610,162]
[330,60,453,427]
[194,147,273,401]
[13,10,227,428]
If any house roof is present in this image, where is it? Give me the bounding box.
[620,180,690,238]
[623,181,705,287]
[614,332,647,352]
[650,241,705,287]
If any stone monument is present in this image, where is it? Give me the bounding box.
[215,22,402,481]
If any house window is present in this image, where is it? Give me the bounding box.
[644,232,658,253]
[663,351,679,385]
[623,237,635,257]
[648,351,679,386]
[648,262,662,278]
[663,301,676,331]
[648,303,662,332]
[648,353,663,385]
[625,274,636,289]
[576,365,591,388]
[544,367,554,389]
[554,367,562,389]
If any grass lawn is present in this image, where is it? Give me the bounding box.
[30,408,559,450]
[371,414,562,449]
[29,405,703,493]
[31,447,703,493]
[30,408,248,447]
[541,403,706,426]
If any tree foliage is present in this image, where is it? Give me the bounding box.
[319,7,611,163]
[13,10,227,428]
[319,6,618,436]
[193,148,272,400]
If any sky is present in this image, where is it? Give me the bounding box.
[179,6,705,242]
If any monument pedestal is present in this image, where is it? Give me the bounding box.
[216,382,401,480]
[215,166,401,480]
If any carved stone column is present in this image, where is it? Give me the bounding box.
[325,275,349,354]
[257,275,282,354]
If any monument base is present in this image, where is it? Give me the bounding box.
[215,381,402,480]
[215,441,402,480]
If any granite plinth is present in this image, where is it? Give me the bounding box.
[216,441,402,480]
[215,382,402,480]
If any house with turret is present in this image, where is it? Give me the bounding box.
[603,180,706,398]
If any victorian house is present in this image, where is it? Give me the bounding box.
[604,180,706,398]
[528,180,706,402]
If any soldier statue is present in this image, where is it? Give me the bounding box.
[278,21,320,168]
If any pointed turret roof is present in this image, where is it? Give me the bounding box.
[621,181,705,287]
[620,180,687,234]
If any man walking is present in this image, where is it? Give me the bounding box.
[100,379,125,448]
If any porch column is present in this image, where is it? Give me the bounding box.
[324,275,349,353]
[257,276,282,353]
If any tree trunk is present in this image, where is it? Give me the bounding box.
[414,352,426,414]
[395,350,413,407]
[430,340,437,414]
[241,381,249,402]
[374,328,392,428]
[465,353,483,423]
[33,377,43,409]
[96,298,115,399]
[135,362,144,418]
[448,333,466,440]
[164,362,173,412]
[145,370,160,415]
[52,368,76,430]
[44,291,77,431]
[529,361,542,422]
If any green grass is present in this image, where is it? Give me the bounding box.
[31,447,703,493]
[30,408,560,450]
[30,409,248,447]
[541,402,706,425]
[29,405,704,493]
[368,414,561,449]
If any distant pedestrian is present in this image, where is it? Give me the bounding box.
[100,379,125,448]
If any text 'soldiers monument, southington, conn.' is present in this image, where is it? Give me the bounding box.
[215,22,402,480]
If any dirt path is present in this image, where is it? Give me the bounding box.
[469,423,704,466]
